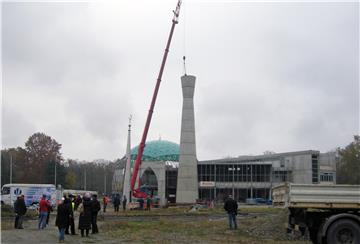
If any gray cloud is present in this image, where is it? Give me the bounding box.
[2,1,358,161]
[1,105,36,147]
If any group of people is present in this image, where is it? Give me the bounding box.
[137,196,152,210]
[14,194,53,230]
[55,192,101,242]
[14,192,239,242]
[14,193,102,242]
[112,194,127,212]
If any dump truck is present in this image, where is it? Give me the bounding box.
[272,183,360,244]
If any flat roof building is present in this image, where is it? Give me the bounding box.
[113,140,337,205]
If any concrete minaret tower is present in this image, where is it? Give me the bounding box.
[176,74,198,204]
[122,116,132,205]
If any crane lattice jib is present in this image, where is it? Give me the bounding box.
[130,0,182,198]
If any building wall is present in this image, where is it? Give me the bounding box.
[128,150,336,204]
[289,153,313,184]
[138,161,167,206]
[197,150,335,202]
[319,152,337,184]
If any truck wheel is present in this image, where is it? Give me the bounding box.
[326,219,360,244]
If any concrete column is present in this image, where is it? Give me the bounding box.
[176,75,199,204]
[155,165,166,207]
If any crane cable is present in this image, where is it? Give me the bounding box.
[183,0,187,76]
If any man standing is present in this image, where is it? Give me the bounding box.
[146,196,152,211]
[64,196,73,235]
[138,198,144,210]
[45,195,53,227]
[55,197,70,243]
[224,195,238,230]
[14,195,27,229]
[14,196,20,228]
[122,195,127,211]
[91,194,101,234]
[38,194,50,229]
[113,195,120,212]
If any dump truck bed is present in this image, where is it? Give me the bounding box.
[272,183,360,209]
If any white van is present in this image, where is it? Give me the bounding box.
[1,183,57,208]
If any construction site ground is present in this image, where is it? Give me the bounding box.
[1,205,311,243]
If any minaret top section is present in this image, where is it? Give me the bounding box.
[128,115,132,130]
[181,75,196,98]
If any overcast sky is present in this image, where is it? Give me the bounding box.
[1,0,359,161]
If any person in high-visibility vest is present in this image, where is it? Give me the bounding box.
[69,195,76,235]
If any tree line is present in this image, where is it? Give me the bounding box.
[1,132,123,195]
[1,132,359,192]
[336,135,360,185]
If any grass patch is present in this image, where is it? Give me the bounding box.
[1,218,14,230]
[109,205,282,218]
[102,208,310,244]
[239,206,283,214]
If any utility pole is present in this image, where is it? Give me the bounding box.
[104,168,107,195]
[84,168,87,191]
[232,165,235,198]
[10,154,13,184]
[54,161,57,186]
[250,165,253,199]
[269,166,273,200]
[214,165,216,201]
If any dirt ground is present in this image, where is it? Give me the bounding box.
[1,206,311,244]
[1,216,118,244]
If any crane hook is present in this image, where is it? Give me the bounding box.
[183,56,187,76]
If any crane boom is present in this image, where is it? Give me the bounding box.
[130,0,182,198]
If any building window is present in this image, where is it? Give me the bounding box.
[198,164,215,182]
[320,172,334,182]
[273,170,290,182]
[1,187,10,195]
[280,160,285,168]
[312,154,319,183]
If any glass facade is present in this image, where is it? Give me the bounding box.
[198,164,271,182]
[197,163,274,202]
[312,154,319,183]
[198,188,270,202]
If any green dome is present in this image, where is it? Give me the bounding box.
[131,140,179,162]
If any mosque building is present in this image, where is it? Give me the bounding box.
[112,75,337,205]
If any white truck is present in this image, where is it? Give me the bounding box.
[272,183,360,244]
[1,183,57,208]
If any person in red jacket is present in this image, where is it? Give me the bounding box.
[38,194,50,229]
[102,195,109,212]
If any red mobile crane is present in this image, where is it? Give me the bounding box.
[130,0,182,199]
